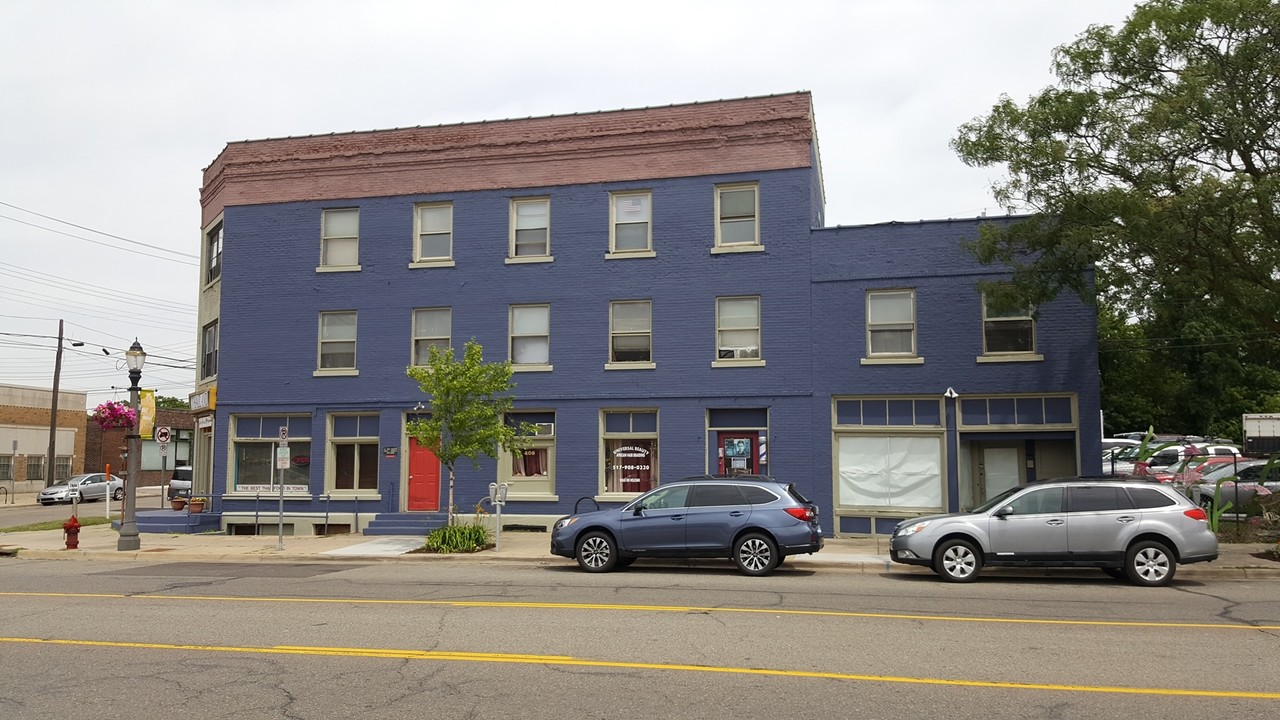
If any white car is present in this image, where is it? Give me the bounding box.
[1104,443,1240,476]
[36,473,125,505]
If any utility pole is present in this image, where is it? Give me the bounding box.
[45,319,64,488]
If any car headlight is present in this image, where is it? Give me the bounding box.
[553,516,578,531]
[895,521,930,537]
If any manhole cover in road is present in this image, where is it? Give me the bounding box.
[94,563,369,578]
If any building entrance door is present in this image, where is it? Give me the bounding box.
[718,433,757,475]
[407,438,440,511]
[976,446,1021,504]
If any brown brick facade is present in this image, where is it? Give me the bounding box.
[83,408,196,488]
[201,93,816,225]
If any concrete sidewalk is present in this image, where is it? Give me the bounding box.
[2,523,1278,579]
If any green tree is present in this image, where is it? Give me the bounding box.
[155,395,189,410]
[952,0,1280,434]
[405,340,528,524]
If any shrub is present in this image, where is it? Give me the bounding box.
[423,522,492,553]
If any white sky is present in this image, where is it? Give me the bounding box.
[0,0,1138,410]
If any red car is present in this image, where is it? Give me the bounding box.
[1149,456,1241,485]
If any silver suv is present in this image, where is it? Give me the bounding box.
[890,478,1218,586]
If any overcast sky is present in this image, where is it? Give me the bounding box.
[0,0,1139,411]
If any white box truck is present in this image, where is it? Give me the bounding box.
[1243,413,1280,455]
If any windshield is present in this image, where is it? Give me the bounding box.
[972,485,1025,514]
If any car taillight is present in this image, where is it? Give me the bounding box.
[1184,507,1208,522]
[784,507,815,521]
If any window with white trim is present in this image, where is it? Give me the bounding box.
[982,294,1036,354]
[602,410,658,494]
[502,412,555,497]
[318,311,357,370]
[201,320,219,379]
[867,290,916,357]
[205,221,222,284]
[329,414,379,493]
[510,198,550,258]
[610,192,651,253]
[510,304,550,366]
[321,208,359,267]
[414,202,452,262]
[610,300,652,364]
[231,416,311,493]
[715,183,759,247]
[412,308,451,365]
[716,296,761,361]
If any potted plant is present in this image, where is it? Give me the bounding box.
[91,401,137,430]
[188,497,208,514]
[171,497,187,511]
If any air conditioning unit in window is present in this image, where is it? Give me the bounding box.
[532,422,554,436]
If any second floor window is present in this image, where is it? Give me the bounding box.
[867,290,916,356]
[321,208,359,267]
[716,296,761,360]
[510,304,550,365]
[511,198,550,258]
[983,295,1036,354]
[318,311,357,369]
[412,308,451,365]
[610,300,652,363]
[201,321,219,379]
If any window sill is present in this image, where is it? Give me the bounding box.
[408,259,456,269]
[605,250,656,260]
[711,359,766,368]
[605,362,655,371]
[504,493,559,502]
[710,245,764,255]
[860,357,925,365]
[323,492,383,501]
[315,265,362,273]
[505,255,554,265]
[513,363,553,373]
[314,368,359,377]
[200,277,221,292]
[976,353,1044,363]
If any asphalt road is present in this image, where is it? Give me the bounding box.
[0,487,168,528]
[1,558,1277,719]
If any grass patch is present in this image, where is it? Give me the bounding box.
[0,516,115,534]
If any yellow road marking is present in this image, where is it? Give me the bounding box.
[0,636,1277,700]
[2,590,1278,631]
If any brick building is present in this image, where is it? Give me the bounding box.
[84,407,195,488]
[0,384,86,494]
[195,92,1101,537]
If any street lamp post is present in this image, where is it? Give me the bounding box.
[117,339,146,551]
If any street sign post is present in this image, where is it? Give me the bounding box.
[277,428,289,551]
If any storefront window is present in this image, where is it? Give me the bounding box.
[603,410,658,494]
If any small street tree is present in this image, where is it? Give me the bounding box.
[405,340,527,525]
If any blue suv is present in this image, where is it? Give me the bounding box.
[550,475,824,576]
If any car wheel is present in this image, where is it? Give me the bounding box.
[575,531,617,573]
[933,538,982,583]
[733,533,779,576]
[112,488,124,501]
[1125,540,1177,587]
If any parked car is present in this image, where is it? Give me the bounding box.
[36,473,124,505]
[890,477,1218,586]
[550,475,824,576]
[167,466,192,500]
[1189,460,1280,511]
[1104,443,1240,476]
[1149,455,1241,485]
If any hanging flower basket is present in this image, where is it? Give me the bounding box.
[91,401,137,430]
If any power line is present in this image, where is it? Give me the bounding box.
[0,200,199,260]
[0,214,199,266]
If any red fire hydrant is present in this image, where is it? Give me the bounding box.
[63,515,81,550]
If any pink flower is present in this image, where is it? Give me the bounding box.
[91,401,137,430]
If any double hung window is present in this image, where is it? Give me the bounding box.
[715,296,761,362]
[414,203,453,262]
[318,311,357,371]
[982,294,1036,355]
[201,321,219,379]
[610,192,652,254]
[609,300,652,365]
[205,221,222,284]
[321,208,359,268]
[511,198,550,258]
[866,290,916,358]
[715,184,759,248]
[510,305,550,367]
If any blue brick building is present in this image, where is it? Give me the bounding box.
[190,92,1100,538]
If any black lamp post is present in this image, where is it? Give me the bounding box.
[117,339,146,551]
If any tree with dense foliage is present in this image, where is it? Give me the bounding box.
[155,395,189,410]
[405,340,528,524]
[952,0,1280,437]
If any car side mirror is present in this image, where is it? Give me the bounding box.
[994,506,1013,518]
[633,505,645,516]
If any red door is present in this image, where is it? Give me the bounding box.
[718,433,758,475]
[407,438,441,511]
